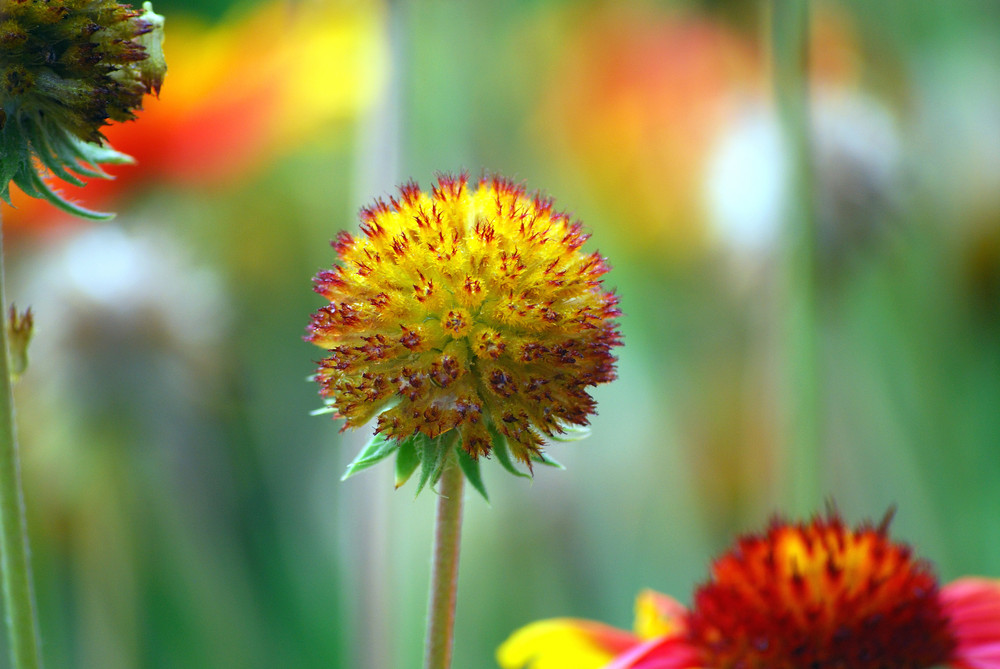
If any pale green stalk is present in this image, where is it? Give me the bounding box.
[422,455,464,669]
[0,211,44,669]
[772,0,822,515]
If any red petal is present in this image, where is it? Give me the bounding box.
[942,578,1000,669]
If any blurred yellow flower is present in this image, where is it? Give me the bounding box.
[307,175,621,471]
[496,590,686,669]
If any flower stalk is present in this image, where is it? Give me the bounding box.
[772,0,821,515]
[423,453,465,669]
[0,211,43,669]
[307,174,620,668]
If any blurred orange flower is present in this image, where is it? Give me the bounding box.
[534,6,757,257]
[533,4,867,259]
[2,0,387,235]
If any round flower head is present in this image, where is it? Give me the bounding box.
[0,0,166,219]
[307,174,621,493]
[499,510,1000,669]
[686,511,956,669]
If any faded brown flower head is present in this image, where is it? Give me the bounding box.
[306,175,621,482]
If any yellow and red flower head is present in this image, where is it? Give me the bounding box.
[499,511,1000,669]
[306,174,621,492]
[687,512,955,669]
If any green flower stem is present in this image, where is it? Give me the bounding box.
[0,212,44,669]
[422,454,464,669]
[772,0,822,515]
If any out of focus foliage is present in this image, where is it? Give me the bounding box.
[3,0,998,667]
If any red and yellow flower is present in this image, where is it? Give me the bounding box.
[499,512,1000,669]
[306,174,621,487]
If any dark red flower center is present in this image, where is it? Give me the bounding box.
[686,513,957,669]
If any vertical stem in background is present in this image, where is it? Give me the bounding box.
[348,0,403,665]
[0,216,44,669]
[422,457,464,669]
[772,0,822,516]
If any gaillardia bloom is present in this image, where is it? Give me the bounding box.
[306,174,621,493]
[499,511,1000,669]
[0,0,165,219]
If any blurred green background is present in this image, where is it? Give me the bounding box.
[2,0,999,667]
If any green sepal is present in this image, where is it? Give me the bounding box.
[27,170,115,220]
[455,445,489,502]
[30,124,87,187]
[341,431,400,481]
[1,109,133,219]
[394,438,421,489]
[489,427,531,479]
[531,451,566,469]
[414,434,442,497]
[72,136,134,167]
[63,132,133,177]
[549,424,591,442]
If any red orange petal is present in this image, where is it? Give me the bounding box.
[604,635,698,669]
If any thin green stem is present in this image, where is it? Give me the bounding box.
[772,0,822,515]
[422,455,464,669]
[0,212,44,669]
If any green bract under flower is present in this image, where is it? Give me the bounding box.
[0,0,165,219]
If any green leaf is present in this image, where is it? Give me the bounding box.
[455,445,489,502]
[549,424,591,442]
[531,451,566,469]
[341,432,400,480]
[394,438,421,489]
[490,428,530,479]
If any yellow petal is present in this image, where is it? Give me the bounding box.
[497,618,638,669]
[633,590,688,640]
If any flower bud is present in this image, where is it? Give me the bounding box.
[0,0,166,219]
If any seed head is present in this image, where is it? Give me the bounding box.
[307,175,621,490]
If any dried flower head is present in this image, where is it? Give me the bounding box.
[306,174,621,493]
[6,304,33,379]
[499,510,1000,669]
[0,0,165,219]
